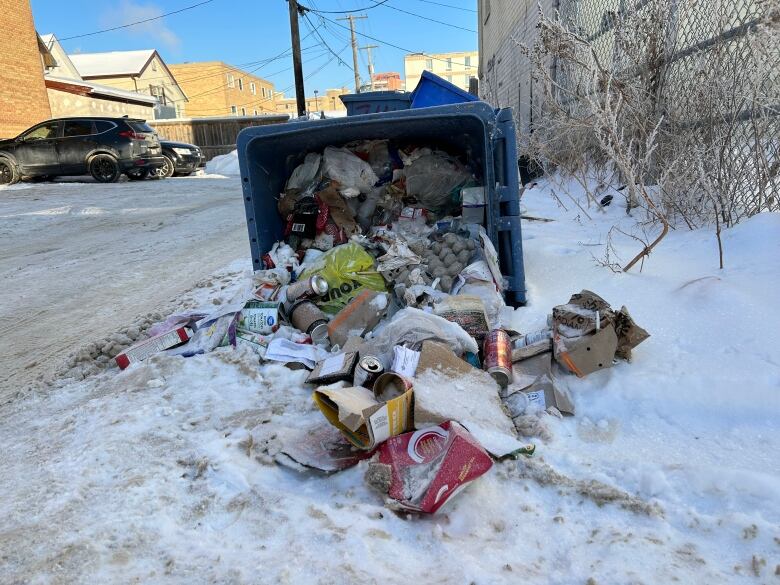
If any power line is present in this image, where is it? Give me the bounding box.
[303,12,353,69]
[414,0,476,12]
[59,0,218,41]
[302,0,389,14]
[380,2,476,33]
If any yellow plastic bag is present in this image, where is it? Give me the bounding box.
[301,242,387,313]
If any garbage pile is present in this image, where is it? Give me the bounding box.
[113,139,650,515]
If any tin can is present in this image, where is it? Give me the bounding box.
[483,329,513,388]
[512,328,552,349]
[261,253,275,269]
[372,372,413,402]
[353,355,384,389]
[285,275,329,303]
[289,300,329,343]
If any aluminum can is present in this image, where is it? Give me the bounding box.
[353,355,384,389]
[372,372,413,402]
[289,300,329,342]
[483,329,513,388]
[285,275,329,303]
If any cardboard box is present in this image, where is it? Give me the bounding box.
[306,352,359,385]
[275,424,373,473]
[312,385,413,450]
[433,296,490,343]
[115,327,190,370]
[509,352,575,416]
[415,340,475,377]
[240,300,280,335]
[553,325,618,378]
[371,421,493,514]
[327,290,389,348]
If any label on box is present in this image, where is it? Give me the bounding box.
[391,346,420,377]
[241,300,279,335]
[525,390,547,411]
[318,353,346,377]
[116,327,190,369]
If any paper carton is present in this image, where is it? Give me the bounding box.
[415,340,475,377]
[115,327,190,370]
[275,424,373,473]
[370,421,493,514]
[306,352,359,385]
[553,325,618,377]
[312,385,413,450]
[509,352,575,416]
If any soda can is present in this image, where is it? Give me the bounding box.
[289,300,329,343]
[285,275,329,303]
[483,329,513,388]
[353,355,384,389]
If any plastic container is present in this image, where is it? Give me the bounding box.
[340,91,411,116]
[236,101,527,305]
[409,70,479,109]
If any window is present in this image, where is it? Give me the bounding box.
[128,121,155,133]
[285,104,290,110]
[227,74,235,88]
[149,84,168,105]
[20,122,59,140]
[231,105,237,114]
[250,82,256,95]
[254,109,258,116]
[95,121,116,133]
[446,75,453,83]
[465,75,471,86]
[151,60,158,71]
[63,120,93,137]
[465,56,471,67]
[446,58,452,70]
[241,107,246,116]
[261,87,266,97]
[238,78,244,91]
[425,58,433,70]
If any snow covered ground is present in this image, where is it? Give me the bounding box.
[0,175,247,399]
[0,177,778,584]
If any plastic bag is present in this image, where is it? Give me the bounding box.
[322,146,379,195]
[404,151,471,213]
[286,152,322,192]
[300,242,386,313]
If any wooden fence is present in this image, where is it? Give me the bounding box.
[148,115,290,161]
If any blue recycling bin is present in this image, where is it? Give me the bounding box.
[340,91,412,116]
[409,70,479,109]
[237,101,527,305]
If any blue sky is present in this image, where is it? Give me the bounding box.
[30,0,478,96]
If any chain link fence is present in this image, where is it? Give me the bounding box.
[552,0,779,220]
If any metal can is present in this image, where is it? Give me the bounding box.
[512,328,552,349]
[483,329,513,388]
[289,300,329,343]
[353,355,384,389]
[372,372,413,402]
[285,275,329,303]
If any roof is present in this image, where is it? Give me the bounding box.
[70,49,156,78]
[45,74,158,105]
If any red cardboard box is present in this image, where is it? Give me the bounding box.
[374,421,493,514]
[115,327,190,370]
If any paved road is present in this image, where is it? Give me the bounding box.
[0,176,248,398]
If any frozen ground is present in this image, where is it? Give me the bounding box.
[0,177,778,584]
[0,175,247,400]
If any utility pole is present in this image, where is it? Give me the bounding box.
[337,14,367,93]
[359,45,378,91]
[288,0,306,116]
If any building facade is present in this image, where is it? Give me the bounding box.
[478,0,556,149]
[371,72,403,91]
[41,35,157,120]
[168,62,276,118]
[0,0,52,138]
[273,88,350,115]
[404,51,478,93]
[70,50,187,118]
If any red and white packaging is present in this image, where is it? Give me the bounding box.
[115,327,190,370]
[374,420,493,514]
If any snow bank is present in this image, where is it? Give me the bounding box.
[1,178,779,584]
[205,150,240,176]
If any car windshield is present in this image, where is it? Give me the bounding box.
[127,121,154,133]
[20,123,59,141]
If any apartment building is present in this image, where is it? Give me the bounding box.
[404,51,478,93]
[0,0,52,137]
[273,87,350,115]
[169,62,276,118]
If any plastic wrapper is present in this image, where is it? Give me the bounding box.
[285,152,322,192]
[404,151,471,213]
[300,242,386,313]
[322,146,379,195]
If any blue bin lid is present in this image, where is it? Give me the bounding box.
[339,90,411,105]
[409,70,479,107]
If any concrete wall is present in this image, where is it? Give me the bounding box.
[0,0,51,138]
[169,62,276,118]
[47,89,153,120]
[478,0,556,151]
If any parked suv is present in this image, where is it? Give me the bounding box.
[0,117,164,184]
[154,140,204,178]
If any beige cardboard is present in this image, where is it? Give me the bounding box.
[553,324,618,377]
[306,352,359,384]
[511,338,553,362]
[416,340,476,377]
[509,353,575,416]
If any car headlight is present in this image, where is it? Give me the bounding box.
[173,147,192,155]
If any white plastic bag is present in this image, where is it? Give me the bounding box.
[286,152,322,191]
[370,307,479,358]
[322,146,378,195]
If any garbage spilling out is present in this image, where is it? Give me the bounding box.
[111,133,650,515]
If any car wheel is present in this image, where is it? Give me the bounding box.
[0,158,19,185]
[89,154,121,183]
[126,168,149,181]
[154,154,175,179]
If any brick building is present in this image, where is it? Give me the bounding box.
[404,51,478,93]
[273,87,350,115]
[169,62,276,118]
[371,72,403,91]
[478,0,556,149]
[0,0,52,138]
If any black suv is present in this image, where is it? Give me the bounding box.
[0,117,164,184]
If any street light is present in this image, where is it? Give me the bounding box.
[314,89,319,111]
